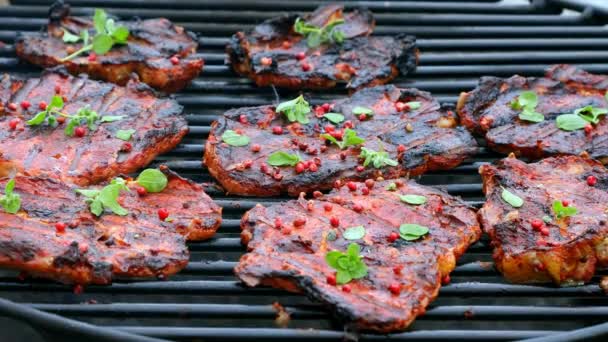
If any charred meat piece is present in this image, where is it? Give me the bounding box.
[205,85,477,196]
[16,2,203,93]
[458,64,608,162]
[479,155,608,285]
[0,167,221,285]
[236,178,481,332]
[227,4,418,90]
[0,68,188,186]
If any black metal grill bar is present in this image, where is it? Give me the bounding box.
[0,280,603,297]
[26,303,608,321]
[9,0,556,15]
[179,261,495,276]
[106,327,556,341]
[0,6,584,26]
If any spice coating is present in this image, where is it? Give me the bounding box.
[235,178,480,332]
[0,68,188,186]
[205,85,477,196]
[227,4,418,91]
[479,155,608,285]
[15,1,203,93]
[0,167,221,285]
[458,64,608,162]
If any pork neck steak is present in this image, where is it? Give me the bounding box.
[227,4,418,90]
[0,167,221,285]
[458,64,608,162]
[479,155,608,285]
[16,1,203,93]
[205,85,477,196]
[235,178,481,332]
[0,68,188,186]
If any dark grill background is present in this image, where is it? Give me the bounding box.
[2,0,608,341]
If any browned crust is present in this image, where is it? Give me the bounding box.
[235,179,481,332]
[204,85,477,197]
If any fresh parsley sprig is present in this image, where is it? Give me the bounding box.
[359,147,398,168]
[325,243,367,284]
[0,179,21,214]
[60,9,129,62]
[26,95,123,136]
[221,130,250,147]
[76,177,130,216]
[275,95,311,124]
[321,128,365,150]
[399,223,429,241]
[510,91,544,123]
[294,17,345,48]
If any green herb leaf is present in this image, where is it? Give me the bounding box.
[323,113,344,124]
[267,151,301,166]
[76,177,129,217]
[519,107,544,123]
[26,111,48,126]
[293,17,345,48]
[92,34,114,54]
[406,101,421,110]
[511,91,538,110]
[62,29,81,43]
[221,130,250,147]
[321,128,365,150]
[552,200,577,219]
[399,194,427,205]
[116,129,135,141]
[574,105,608,124]
[386,183,397,191]
[352,106,373,116]
[99,115,124,123]
[93,9,108,34]
[399,223,429,241]
[359,147,398,169]
[275,95,311,124]
[136,168,168,193]
[501,187,524,208]
[556,114,588,131]
[111,26,129,43]
[343,226,366,240]
[325,243,367,284]
[0,179,21,214]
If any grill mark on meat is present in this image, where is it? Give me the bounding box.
[227,4,418,91]
[205,85,477,196]
[479,155,608,285]
[15,2,203,93]
[0,68,188,185]
[236,178,480,332]
[458,64,608,161]
[0,167,221,284]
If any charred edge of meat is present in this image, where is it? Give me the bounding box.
[479,155,608,285]
[226,5,416,91]
[15,1,203,93]
[205,85,477,197]
[235,179,480,332]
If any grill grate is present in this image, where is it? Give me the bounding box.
[2,0,608,341]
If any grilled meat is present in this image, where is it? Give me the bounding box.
[0,68,188,186]
[16,1,203,93]
[235,178,481,332]
[205,85,477,196]
[227,4,418,91]
[479,154,608,285]
[0,167,221,285]
[458,64,608,162]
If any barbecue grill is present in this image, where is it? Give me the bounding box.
[2,0,608,341]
